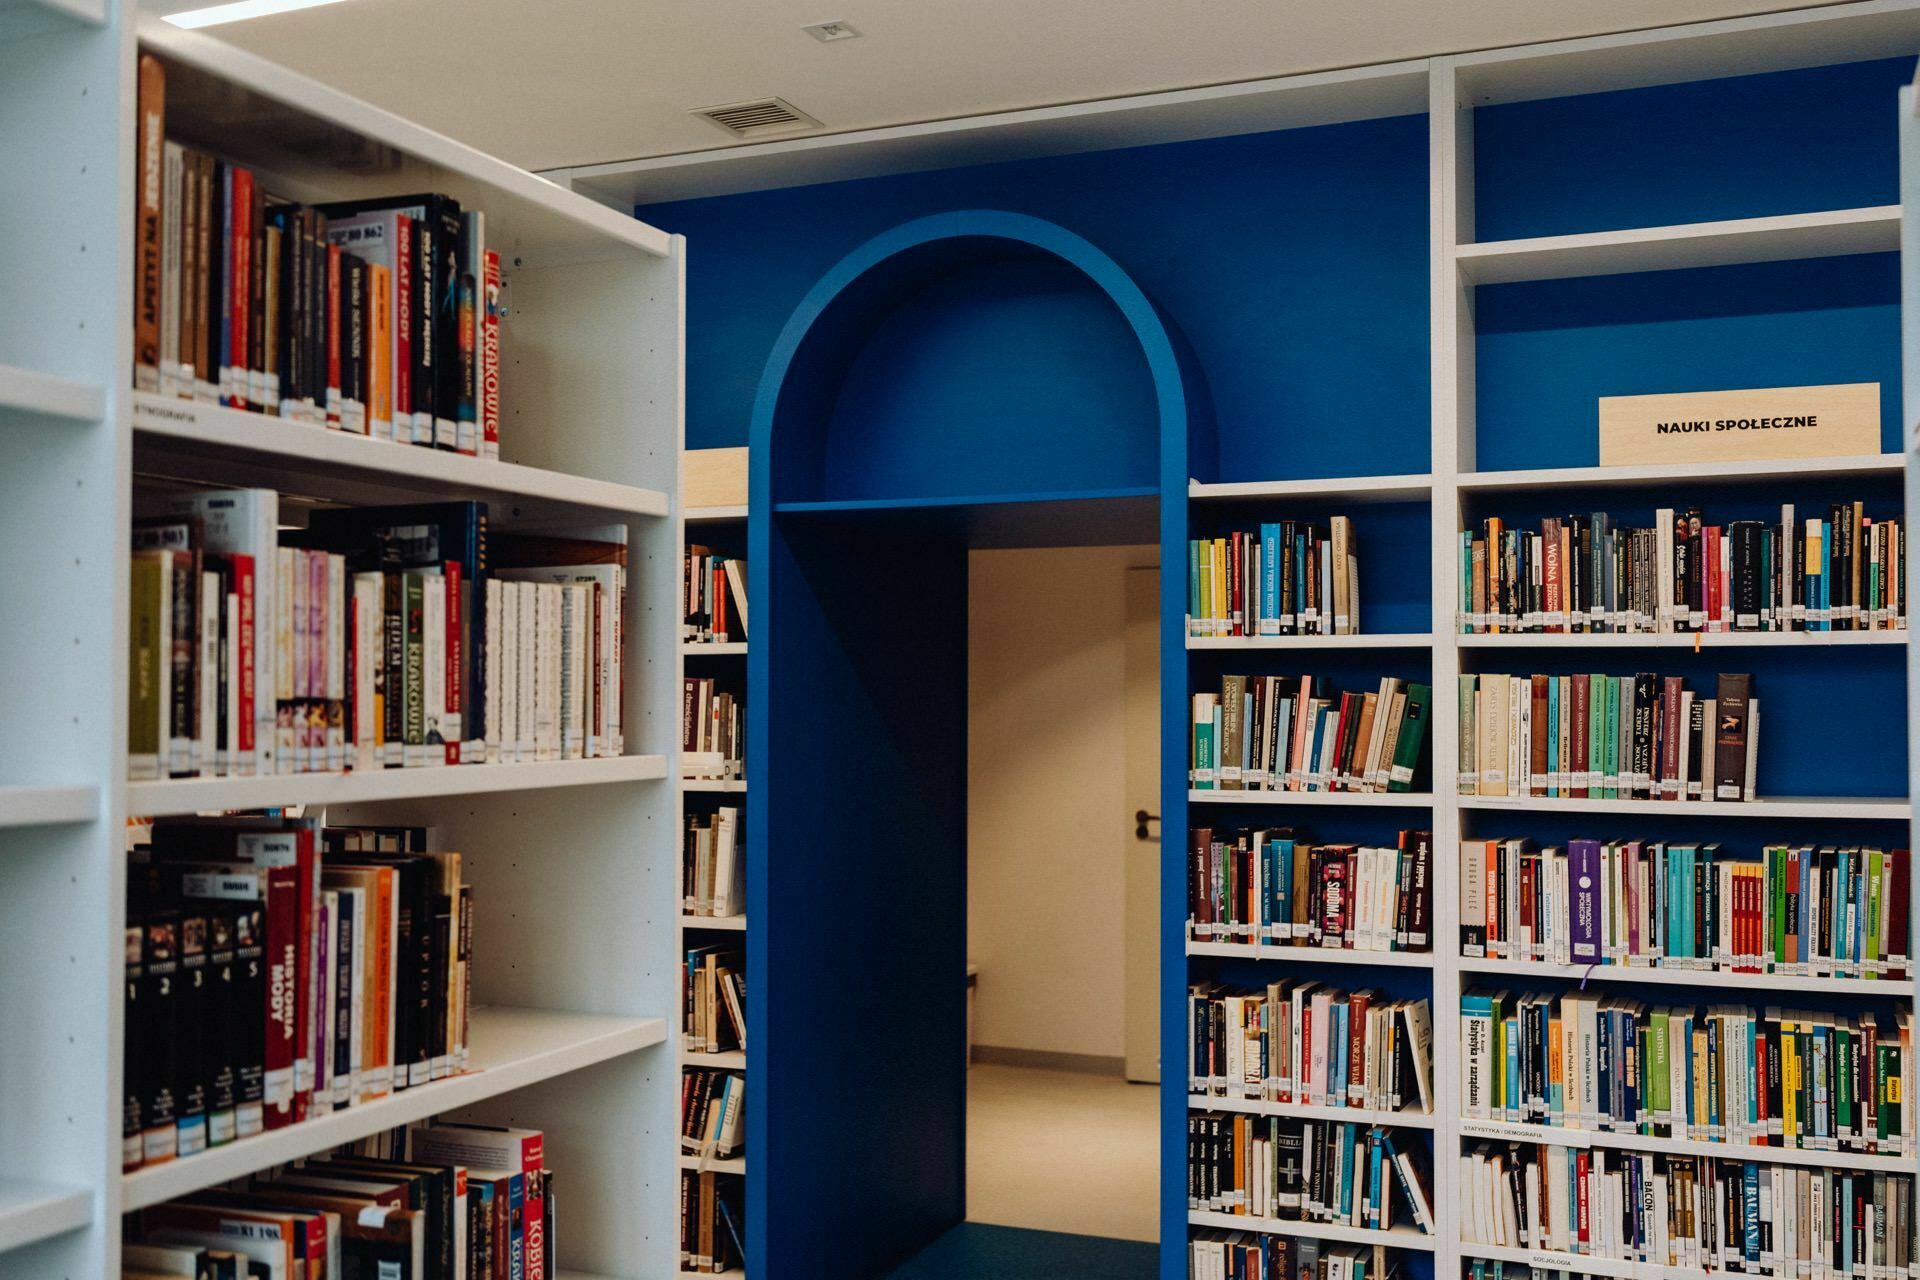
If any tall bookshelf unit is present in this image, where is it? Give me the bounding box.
[0,8,686,1278]
[583,4,1920,1278]
[681,491,749,1279]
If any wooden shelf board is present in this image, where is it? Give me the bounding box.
[1457,794,1908,819]
[681,641,747,655]
[128,754,666,818]
[1189,789,1433,808]
[1187,633,1433,650]
[1457,1117,1912,1172]
[1456,205,1900,284]
[680,914,747,932]
[136,19,671,265]
[774,485,1159,515]
[1459,630,1906,649]
[1460,956,1914,995]
[676,1153,745,1174]
[0,363,105,424]
[0,784,98,828]
[1189,1095,1436,1128]
[0,1179,91,1254]
[1457,454,1901,493]
[1188,474,1432,503]
[1187,1209,1435,1249]
[132,393,668,526]
[122,1007,668,1212]
[1185,941,1436,968]
[683,1050,745,1070]
[685,505,748,523]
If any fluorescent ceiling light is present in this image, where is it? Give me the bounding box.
[163,0,352,28]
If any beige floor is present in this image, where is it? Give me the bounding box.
[965,1062,1159,1242]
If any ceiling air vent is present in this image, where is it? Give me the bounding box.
[694,97,822,140]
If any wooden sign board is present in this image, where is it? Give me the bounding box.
[1597,382,1879,466]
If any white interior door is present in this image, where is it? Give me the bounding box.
[1122,565,1161,1084]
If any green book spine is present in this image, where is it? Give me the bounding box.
[1867,847,1885,977]
[1588,673,1605,799]
[1648,1011,1671,1122]
[1188,539,1203,636]
[129,556,164,778]
[1388,682,1431,793]
[1771,845,1789,970]
[1193,714,1214,790]
[1458,674,1477,796]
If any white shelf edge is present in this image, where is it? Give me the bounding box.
[1459,630,1906,649]
[0,363,105,424]
[680,914,747,932]
[134,18,672,261]
[1456,205,1901,285]
[1186,633,1433,650]
[681,641,748,655]
[1189,1095,1437,1128]
[1189,474,1433,502]
[1187,1209,1436,1249]
[0,1180,91,1254]
[686,505,749,523]
[0,783,99,828]
[1460,956,1915,995]
[128,754,666,818]
[122,1007,667,1212]
[1189,788,1434,807]
[683,1050,746,1070]
[676,1153,745,1174]
[682,779,746,793]
[133,393,669,519]
[675,1270,743,1279]
[1457,454,1902,492]
[1456,1118,1912,1172]
[1185,941,1436,968]
[1457,793,1908,819]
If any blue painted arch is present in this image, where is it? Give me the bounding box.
[743,211,1201,1279]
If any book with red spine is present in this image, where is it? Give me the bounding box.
[444,557,463,764]
[481,249,501,460]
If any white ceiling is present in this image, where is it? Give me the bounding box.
[206,0,1854,175]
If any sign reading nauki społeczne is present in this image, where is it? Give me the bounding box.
[1597,382,1879,466]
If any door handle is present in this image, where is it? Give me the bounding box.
[1134,809,1160,840]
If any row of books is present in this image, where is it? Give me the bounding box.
[1189,1235,1398,1280]
[1187,983,1434,1114]
[128,492,625,781]
[1461,1142,1911,1277]
[683,806,744,920]
[682,677,743,781]
[684,945,745,1055]
[1187,1114,1435,1234]
[1461,838,1913,980]
[1457,505,1907,635]
[683,1066,744,1164]
[124,1121,549,1279]
[684,547,748,643]
[1188,828,1433,953]
[134,58,500,456]
[125,819,474,1170]
[1188,518,1362,638]
[1459,671,1756,803]
[1192,676,1432,793]
[1461,991,1912,1155]
[681,1165,745,1275]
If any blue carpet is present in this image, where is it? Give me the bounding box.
[884,1223,1157,1279]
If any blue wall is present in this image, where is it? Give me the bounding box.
[641,113,1433,485]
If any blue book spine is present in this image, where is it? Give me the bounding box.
[1367,1129,1385,1227]
[1547,676,1561,796]
[1274,839,1293,942]
[1328,1003,1348,1106]
[508,1171,526,1280]
[1821,522,1833,630]
[1504,1015,1521,1122]
[1260,524,1281,634]
[1338,1123,1357,1221]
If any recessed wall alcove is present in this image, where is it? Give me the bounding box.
[745,210,1200,1278]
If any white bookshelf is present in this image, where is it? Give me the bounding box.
[678,492,750,1275]
[0,12,685,1276]
[1458,629,1907,648]
[1460,956,1916,996]
[1188,788,1434,807]
[1187,1210,1436,1249]
[1188,473,1433,503]
[1457,794,1908,819]
[1184,941,1435,966]
[1186,633,1433,650]
[1191,1096,1437,1129]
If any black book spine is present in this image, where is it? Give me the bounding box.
[123,918,144,1169]
[173,910,208,1148]
[414,219,435,446]
[1567,518,1585,633]
[203,904,238,1143]
[141,911,180,1162]
[1731,521,1763,630]
[345,254,366,428]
